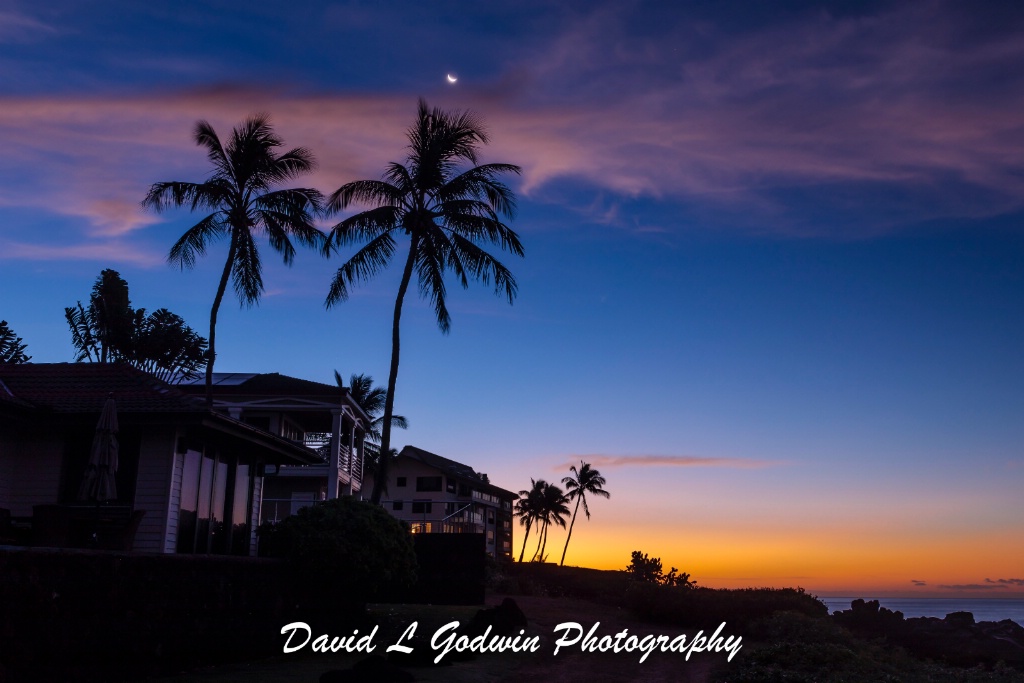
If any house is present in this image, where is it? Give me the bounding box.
[175,372,371,522]
[0,363,338,555]
[364,445,517,559]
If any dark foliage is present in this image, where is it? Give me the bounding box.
[0,550,310,682]
[717,611,1024,683]
[0,320,30,364]
[259,497,417,608]
[65,269,207,382]
[624,550,696,588]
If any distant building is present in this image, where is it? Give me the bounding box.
[363,445,516,559]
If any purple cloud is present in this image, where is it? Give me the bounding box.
[557,454,781,470]
[986,578,1024,586]
[0,239,163,267]
[1,0,1022,258]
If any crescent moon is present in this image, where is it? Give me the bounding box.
[446,74,458,84]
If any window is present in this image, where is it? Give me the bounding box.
[446,478,456,493]
[176,447,253,556]
[396,477,407,487]
[411,501,432,514]
[392,501,404,511]
[416,476,442,492]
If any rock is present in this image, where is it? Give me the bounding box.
[833,601,1024,670]
[464,597,528,637]
[944,611,975,628]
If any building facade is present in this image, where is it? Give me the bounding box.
[363,445,516,559]
[0,363,321,555]
[176,372,371,524]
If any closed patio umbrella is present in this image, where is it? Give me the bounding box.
[78,394,119,502]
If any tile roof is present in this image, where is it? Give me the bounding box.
[180,372,344,398]
[0,363,205,413]
[400,445,517,499]
[0,363,321,464]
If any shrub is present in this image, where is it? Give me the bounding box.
[624,550,696,588]
[259,497,417,608]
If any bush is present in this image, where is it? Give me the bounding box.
[624,550,696,588]
[259,497,417,608]
[623,584,828,630]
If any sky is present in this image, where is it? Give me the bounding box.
[1,0,1022,597]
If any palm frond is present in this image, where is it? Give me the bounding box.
[414,235,451,333]
[447,233,518,303]
[327,206,401,253]
[142,180,230,213]
[271,146,318,181]
[231,228,263,306]
[440,210,525,258]
[193,120,231,177]
[168,213,226,270]
[387,414,409,430]
[328,178,405,213]
[440,164,521,217]
[325,232,398,307]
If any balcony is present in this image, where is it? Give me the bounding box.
[275,442,361,490]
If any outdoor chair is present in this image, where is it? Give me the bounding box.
[97,509,145,551]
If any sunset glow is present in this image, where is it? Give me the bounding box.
[1,0,1022,599]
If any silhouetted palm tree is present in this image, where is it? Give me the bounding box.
[515,478,545,563]
[532,481,570,562]
[325,100,523,503]
[333,371,408,477]
[560,461,610,566]
[143,114,324,407]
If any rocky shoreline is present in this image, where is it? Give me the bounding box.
[832,598,1024,669]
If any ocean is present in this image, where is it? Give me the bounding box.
[822,597,1024,626]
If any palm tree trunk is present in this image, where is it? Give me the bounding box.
[371,235,420,504]
[518,520,532,563]
[205,232,237,410]
[531,521,545,561]
[560,495,582,567]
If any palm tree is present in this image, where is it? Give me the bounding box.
[559,461,610,566]
[515,479,545,563]
[333,370,408,476]
[65,269,208,382]
[532,481,570,562]
[324,100,524,503]
[0,320,31,364]
[143,114,324,407]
